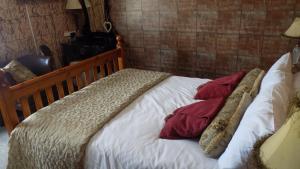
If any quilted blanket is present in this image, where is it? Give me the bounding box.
[7,69,170,169]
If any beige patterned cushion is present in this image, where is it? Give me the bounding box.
[250,70,265,97]
[199,68,265,158]
[2,60,36,83]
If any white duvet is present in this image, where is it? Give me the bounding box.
[84,76,219,169]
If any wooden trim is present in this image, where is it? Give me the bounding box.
[0,35,125,134]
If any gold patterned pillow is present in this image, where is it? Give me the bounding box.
[199,68,265,158]
[2,60,36,83]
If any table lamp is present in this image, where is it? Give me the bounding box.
[66,0,91,34]
[283,17,300,64]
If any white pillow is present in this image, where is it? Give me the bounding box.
[263,54,293,128]
[218,94,275,169]
[268,52,292,73]
[293,72,300,92]
[218,53,292,169]
[261,53,292,90]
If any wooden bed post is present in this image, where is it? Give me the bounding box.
[0,71,19,134]
[116,35,125,70]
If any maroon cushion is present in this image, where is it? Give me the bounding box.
[194,83,234,100]
[209,71,246,86]
[195,71,246,100]
[159,97,225,139]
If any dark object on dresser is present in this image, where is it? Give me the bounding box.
[61,32,116,66]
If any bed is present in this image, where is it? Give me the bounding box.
[0,35,294,169]
[85,76,218,169]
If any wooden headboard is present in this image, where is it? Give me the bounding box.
[0,35,125,134]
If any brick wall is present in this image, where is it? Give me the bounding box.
[110,0,298,78]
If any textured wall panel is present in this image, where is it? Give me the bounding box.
[110,0,297,78]
[0,0,76,67]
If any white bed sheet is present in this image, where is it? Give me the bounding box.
[85,76,219,169]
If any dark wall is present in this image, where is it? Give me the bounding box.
[110,0,298,78]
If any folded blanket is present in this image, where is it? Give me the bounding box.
[7,69,170,169]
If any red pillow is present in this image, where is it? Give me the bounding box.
[194,83,234,100]
[209,71,246,86]
[195,71,246,100]
[159,97,225,139]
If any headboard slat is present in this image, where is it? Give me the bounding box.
[33,92,43,110]
[56,83,65,99]
[20,97,31,118]
[45,87,55,104]
[100,64,106,78]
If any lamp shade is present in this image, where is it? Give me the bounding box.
[259,104,300,169]
[283,17,300,39]
[66,0,91,10]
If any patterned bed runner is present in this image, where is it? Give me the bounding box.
[7,69,170,169]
